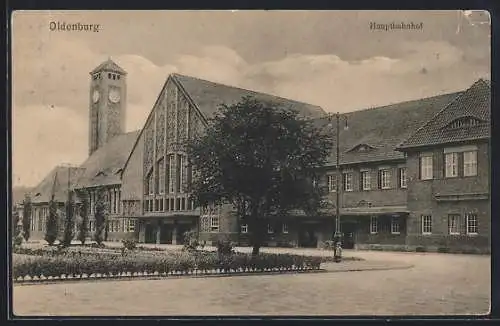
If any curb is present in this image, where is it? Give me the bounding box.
[13,268,327,286]
[323,263,414,273]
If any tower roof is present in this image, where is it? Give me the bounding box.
[90,58,127,75]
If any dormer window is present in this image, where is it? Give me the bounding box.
[446,116,484,130]
[108,73,112,79]
[348,144,375,153]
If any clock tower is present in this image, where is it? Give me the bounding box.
[88,58,127,156]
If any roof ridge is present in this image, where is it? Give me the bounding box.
[343,91,464,116]
[172,73,324,110]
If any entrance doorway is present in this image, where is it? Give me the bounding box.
[299,224,318,248]
[160,223,173,244]
[144,223,156,244]
[341,222,357,249]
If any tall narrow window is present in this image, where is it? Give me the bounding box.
[169,155,175,193]
[179,155,186,193]
[328,175,337,192]
[421,215,432,234]
[361,171,371,191]
[370,216,378,234]
[343,173,353,192]
[267,223,274,234]
[399,168,407,188]
[379,169,391,189]
[420,155,433,180]
[466,213,478,235]
[391,217,400,234]
[448,214,460,235]
[240,224,248,233]
[463,151,478,176]
[158,158,165,194]
[147,170,154,195]
[445,152,459,178]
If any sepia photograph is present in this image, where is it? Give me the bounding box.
[10,10,491,317]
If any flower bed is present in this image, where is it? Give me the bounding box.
[12,250,322,283]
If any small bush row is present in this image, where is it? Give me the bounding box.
[12,251,322,281]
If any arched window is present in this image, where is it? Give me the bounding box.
[145,169,154,195]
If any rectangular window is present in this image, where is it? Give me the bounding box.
[420,155,433,180]
[210,216,219,232]
[391,217,400,234]
[466,213,478,235]
[463,151,478,176]
[445,152,459,178]
[448,214,460,235]
[380,169,391,189]
[267,224,274,234]
[148,172,154,195]
[361,171,371,191]
[327,175,337,192]
[370,216,378,234]
[282,222,289,234]
[399,168,407,189]
[343,173,353,192]
[128,219,136,232]
[421,215,432,234]
[240,224,248,233]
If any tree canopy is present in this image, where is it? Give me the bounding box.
[188,97,333,254]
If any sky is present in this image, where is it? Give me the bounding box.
[11,10,491,188]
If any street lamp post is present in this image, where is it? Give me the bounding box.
[333,112,348,263]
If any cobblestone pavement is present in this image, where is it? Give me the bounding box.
[12,244,490,316]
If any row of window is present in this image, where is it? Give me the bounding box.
[88,218,136,233]
[206,216,290,234]
[92,72,121,80]
[146,154,189,195]
[421,213,478,235]
[29,216,137,233]
[328,168,407,192]
[370,216,401,235]
[88,188,122,215]
[420,149,478,180]
[143,197,195,212]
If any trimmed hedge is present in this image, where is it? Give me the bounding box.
[12,250,322,282]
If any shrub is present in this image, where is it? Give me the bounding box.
[216,240,235,256]
[12,249,324,280]
[415,246,427,252]
[122,239,137,251]
[322,240,335,250]
[183,230,204,252]
[437,247,450,253]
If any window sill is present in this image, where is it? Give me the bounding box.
[449,232,460,235]
[391,232,401,235]
[370,232,378,235]
[422,232,432,236]
[466,232,478,236]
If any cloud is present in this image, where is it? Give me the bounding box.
[12,32,489,187]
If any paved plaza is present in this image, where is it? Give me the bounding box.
[12,246,490,316]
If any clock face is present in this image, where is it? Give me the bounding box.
[92,90,100,103]
[109,89,121,103]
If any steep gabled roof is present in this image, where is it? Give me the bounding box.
[314,91,462,166]
[397,79,490,150]
[30,165,85,204]
[121,73,328,174]
[90,58,127,75]
[75,131,140,189]
[172,73,327,120]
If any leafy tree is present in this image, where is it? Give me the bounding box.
[61,190,76,247]
[22,194,32,242]
[188,97,333,255]
[77,191,89,245]
[94,189,108,245]
[12,208,23,247]
[45,198,59,245]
